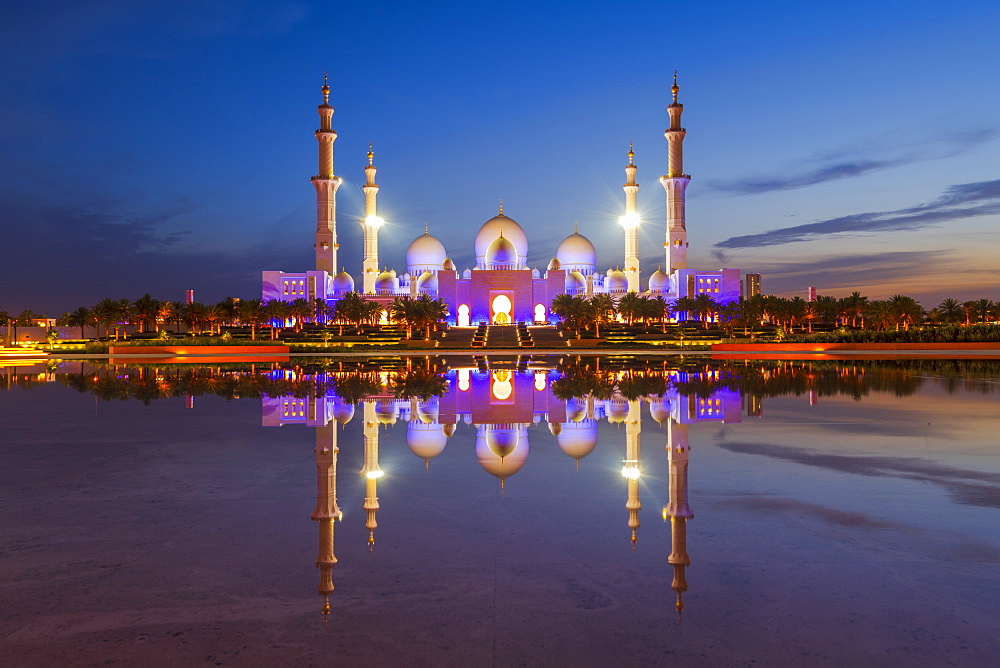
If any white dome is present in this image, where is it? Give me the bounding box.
[475,214,527,268]
[407,422,448,460]
[557,419,598,459]
[608,269,627,292]
[416,271,438,293]
[406,233,447,273]
[332,400,355,424]
[556,232,597,274]
[649,398,671,424]
[475,425,529,480]
[648,267,669,293]
[547,257,561,271]
[486,233,518,269]
[565,270,586,293]
[375,270,395,293]
[333,269,355,293]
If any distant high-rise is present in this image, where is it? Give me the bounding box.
[745,273,762,298]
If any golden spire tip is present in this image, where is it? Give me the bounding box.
[671,70,679,103]
[367,142,374,165]
[628,143,634,164]
[498,198,504,215]
[322,71,330,104]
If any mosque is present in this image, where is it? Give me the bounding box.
[262,74,746,324]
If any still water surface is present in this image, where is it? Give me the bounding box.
[1,357,999,666]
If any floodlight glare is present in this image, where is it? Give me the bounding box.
[618,211,640,228]
[365,215,385,228]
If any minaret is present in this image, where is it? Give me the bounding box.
[622,399,642,546]
[313,73,343,276]
[660,72,690,275]
[361,144,383,293]
[621,145,641,292]
[361,401,383,549]
[311,422,343,622]
[664,418,693,620]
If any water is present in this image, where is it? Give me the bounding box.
[1,357,998,666]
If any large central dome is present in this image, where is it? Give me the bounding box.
[474,213,528,269]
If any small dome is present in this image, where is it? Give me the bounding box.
[416,271,438,293]
[333,269,355,293]
[442,423,456,437]
[475,214,527,268]
[442,258,455,271]
[548,422,563,436]
[606,398,629,423]
[407,422,448,460]
[648,268,669,292]
[416,397,439,424]
[649,398,671,424]
[485,425,519,458]
[406,232,447,273]
[547,257,561,271]
[486,234,518,269]
[556,232,597,274]
[531,267,540,278]
[557,419,598,460]
[332,400,355,425]
[376,400,397,424]
[565,270,586,293]
[566,397,587,422]
[608,269,627,292]
[476,425,529,480]
[375,270,395,293]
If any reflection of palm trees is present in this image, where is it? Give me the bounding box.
[388,367,449,400]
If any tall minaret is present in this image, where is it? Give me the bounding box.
[313,73,343,276]
[622,145,641,293]
[660,72,690,275]
[664,419,693,619]
[622,399,643,546]
[361,144,383,294]
[311,422,343,622]
[361,401,383,549]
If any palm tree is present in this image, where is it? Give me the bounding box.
[204,304,225,335]
[263,300,291,339]
[970,298,996,324]
[66,306,91,339]
[936,298,964,325]
[92,298,120,339]
[691,294,720,328]
[156,301,178,333]
[617,292,644,325]
[389,296,421,339]
[236,298,265,340]
[673,296,697,324]
[181,302,207,335]
[414,294,448,340]
[131,294,159,334]
[588,294,616,337]
[802,302,818,333]
[889,295,923,331]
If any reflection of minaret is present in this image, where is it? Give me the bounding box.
[621,399,642,546]
[313,73,343,275]
[660,72,690,274]
[622,144,641,292]
[361,144,383,294]
[311,422,342,622]
[664,419,693,619]
[361,401,383,549]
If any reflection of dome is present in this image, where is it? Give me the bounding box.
[376,400,397,424]
[556,232,597,275]
[475,425,529,480]
[475,214,527,268]
[557,419,598,460]
[333,401,355,424]
[333,269,354,293]
[648,267,669,293]
[649,398,671,424]
[442,423,456,437]
[416,398,439,424]
[406,233,447,273]
[407,421,448,460]
[485,424,519,458]
[375,270,395,293]
[608,270,627,292]
[565,270,586,293]
[566,396,587,422]
[548,422,563,436]
[606,399,629,423]
[485,234,518,270]
[416,271,438,293]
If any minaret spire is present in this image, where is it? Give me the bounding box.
[361,401,383,550]
[361,143,383,294]
[665,418,694,621]
[660,71,690,275]
[621,144,641,292]
[622,400,643,547]
[312,422,342,622]
[313,73,343,276]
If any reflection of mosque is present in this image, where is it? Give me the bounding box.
[261,363,743,620]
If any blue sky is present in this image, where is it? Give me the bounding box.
[2,0,998,314]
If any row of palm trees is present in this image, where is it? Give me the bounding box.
[47,292,449,342]
[549,292,999,337]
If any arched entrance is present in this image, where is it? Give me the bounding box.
[491,294,512,324]
[457,303,470,327]
[534,303,546,323]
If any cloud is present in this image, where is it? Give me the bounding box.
[709,128,995,195]
[716,441,1000,509]
[716,178,1000,249]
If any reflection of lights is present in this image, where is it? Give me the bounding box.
[618,211,640,228]
[365,470,384,479]
[621,465,641,480]
[534,372,546,391]
[492,371,513,400]
[364,215,384,228]
[458,369,470,391]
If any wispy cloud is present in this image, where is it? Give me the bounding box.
[709,128,995,195]
[716,178,1000,249]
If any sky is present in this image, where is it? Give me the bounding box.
[2,0,999,315]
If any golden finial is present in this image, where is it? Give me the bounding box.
[574,221,579,234]
[368,531,374,551]
[322,595,331,624]
[628,143,634,164]
[367,142,374,166]
[424,222,429,234]
[671,70,679,103]
[498,199,504,215]
[322,71,330,104]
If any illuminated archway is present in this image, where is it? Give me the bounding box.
[491,294,512,324]
[534,303,546,323]
[457,303,470,327]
